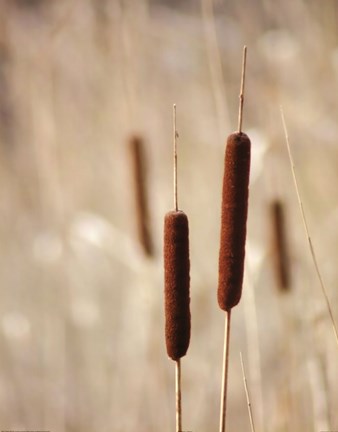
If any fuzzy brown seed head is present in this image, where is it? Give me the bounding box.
[129,135,154,257]
[164,210,191,360]
[218,132,251,311]
[270,200,291,292]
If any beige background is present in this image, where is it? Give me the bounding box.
[0,1,338,431]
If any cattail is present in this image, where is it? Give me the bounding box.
[270,199,291,291]
[129,134,154,257]
[164,210,190,360]
[164,104,191,432]
[219,46,250,432]
[218,131,251,311]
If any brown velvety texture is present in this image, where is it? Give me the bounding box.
[218,132,251,311]
[271,200,291,291]
[164,210,191,360]
[129,135,154,257]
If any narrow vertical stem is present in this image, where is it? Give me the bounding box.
[238,46,247,133]
[280,107,338,348]
[176,359,182,432]
[219,310,232,432]
[173,103,178,211]
[240,352,256,432]
[201,0,231,136]
[243,273,265,432]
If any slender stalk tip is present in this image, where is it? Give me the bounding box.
[238,45,248,133]
[173,104,178,211]
[240,352,256,432]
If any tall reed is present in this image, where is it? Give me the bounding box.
[164,105,191,432]
[281,107,338,347]
[218,46,251,432]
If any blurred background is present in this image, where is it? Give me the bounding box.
[1,0,338,430]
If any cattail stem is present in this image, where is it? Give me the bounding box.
[173,103,178,211]
[219,310,231,432]
[175,359,182,432]
[238,46,247,133]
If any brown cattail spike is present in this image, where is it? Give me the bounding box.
[218,132,251,311]
[270,200,291,291]
[129,135,154,257]
[164,210,191,360]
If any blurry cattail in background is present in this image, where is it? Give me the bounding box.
[12,0,44,9]
[163,104,191,432]
[129,134,154,257]
[270,199,291,292]
[0,23,14,149]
